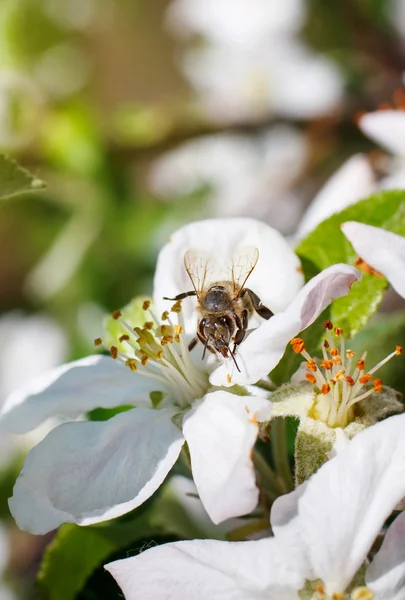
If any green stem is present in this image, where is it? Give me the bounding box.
[255,379,276,392]
[271,418,294,492]
[253,449,286,502]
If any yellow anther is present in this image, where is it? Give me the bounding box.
[161,335,174,345]
[112,310,122,320]
[171,300,183,313]
[144,321,154,330]
[351,587,374,600]
[125,358,138,372]
[161,311,169,321]
[334,369,345,382]
[156,325,173,338]
[110,346,118,359]
[142,300,151,311]
[346,350,355,358]
[174,324,183,335]
[141,354,149,366]
[94,337,102,346]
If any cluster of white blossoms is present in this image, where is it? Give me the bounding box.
[0,218,358,535]
[4,216,405,600]
[165,0,343,123]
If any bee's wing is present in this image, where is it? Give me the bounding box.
[184,249,214,296]
[227,246,259,295]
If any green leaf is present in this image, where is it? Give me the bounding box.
[37,509,157,600]
[0,154,45,201]
[296,190,405,337]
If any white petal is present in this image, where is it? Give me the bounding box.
[366,511,405,600]
[294,154,375,241]
[9,408,184,534]
[359,111,405,156]
[271,413,405,595]
[105,537,301,600]
[342,221,405,298]
[153,218,303,333]
[210,264,361,386]
[0,355,163,434]
[183,391,271,524]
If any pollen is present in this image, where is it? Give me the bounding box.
[306,360,317,372]
[171,300,182,313]
[112,310,122,320]
[320,359,333,370]
[290,337,305,353]
[94,337,102,346]
[373,378,383,393]
[226,374,232,384]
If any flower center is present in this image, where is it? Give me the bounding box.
[290,321,402,428]
[95,300,208,409]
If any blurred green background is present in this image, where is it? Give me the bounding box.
[1,0,405,597]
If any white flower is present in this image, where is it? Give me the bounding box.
[342,221,405,299]
[180,38,343,124]
[166,0,305,44]
[2,219,359,535]
[358,108,405,189]
[148,127,308,232]
[105,412,405,600]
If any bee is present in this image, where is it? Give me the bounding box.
[164,247,273,371]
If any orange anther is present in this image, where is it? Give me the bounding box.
[321,384,331,395]
[334,327,343,336]
[346,350,355,359]
[305,373,317,385]
[396,345,403,356]
[332,356,342,366]
[359,374,372,384]
[306,360,317,372]
[324,320,333,330]
[94,337,102,346]
[373,378,383,393]
[330,348,339,357]
[323,340,330,349]
[356,359,365,370]
[290,337,305,353]
[345,376,355,386]
[320,359,333,370]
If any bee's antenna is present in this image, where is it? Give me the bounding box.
[228,345,241,373]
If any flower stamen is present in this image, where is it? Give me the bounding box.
[290,322,401,427]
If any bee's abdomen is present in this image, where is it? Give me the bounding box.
[204,286,231,312]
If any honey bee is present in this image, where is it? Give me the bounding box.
[164,247,273,371]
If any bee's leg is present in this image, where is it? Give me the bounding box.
[188,336,198,352]
[163,291,197,301]
[243,288,274,320]
[232,309,249,353]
